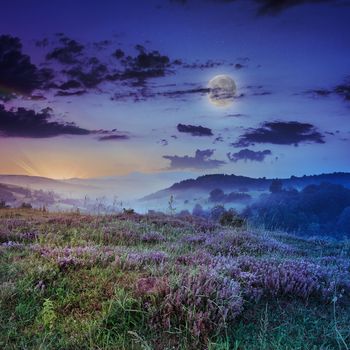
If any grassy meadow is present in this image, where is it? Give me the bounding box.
[0,208,349,349]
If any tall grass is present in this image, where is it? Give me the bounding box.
[0,208,349,349]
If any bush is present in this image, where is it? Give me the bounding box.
[209,188,225,202]
[0,200,10,209]
[210,205,226,221]
[220,209,245,227]
[209,189,252,203]
[20,202,32,209]
[192,203,208,218]
[152,269,243,343]
[100,289,145,337]
[337,206,350,234]
[245,183,350,237]
[217,256,350,302]
[269,179,283,193]
[141,231,166,243]
[123,208,135,214]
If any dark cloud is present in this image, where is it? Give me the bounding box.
[46,36,84,64]
[98,134,129,141]
[58,80,82,90]
[177,123,213,136]
[243,84,272,96]
[107,46,176,87]
[170,0,188,4]
[44,36,121,91]
[0,104,127,140]
[29,94,46,101]
[35,38,49,48]
[305,88,332,97]
[255,0,335,15]
[3,33,234,103]
[1,33,240,104]
[182,59,224,69]
[334,82,350,101]
[111,85,210,103]
[93,40,112,50]
[107,46,173,86]
[0,35,53,96]
[113,48,125,59]
[160,87,210,98]
[252,91,272,96]
[170,0,340,15]
[109,46,222,92]
[132,46,171,70]
[305,78,350,102]
[0,104,91,138]
[233,121,325,147]
[233,63,245,69]
[55,90,87,97]
[163,149,226,170]
[158,139,169,146]
[213,136,224,143]
[65,62,108,88]
[227,148,272,162]
[225,113,248,118]
[107,68,166,83]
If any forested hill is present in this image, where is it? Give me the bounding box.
[170,172,350,191]
[143,172,350,200]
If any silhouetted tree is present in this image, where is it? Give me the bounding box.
[337,206,350,234]
[209,188,225,202]
[20,202,32,209]
[210,205,226,221]
[192,203,206,217]
[245,183,350,238]
[220,208,245,227]
[0,200,9,208]
[269,179,283,193]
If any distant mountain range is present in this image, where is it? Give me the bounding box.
[0,182,31,203]
[0,182,63,208]
[0,172,193,201]
[2,172,350,211]
[0,175,92,194]
[142,172,350,201]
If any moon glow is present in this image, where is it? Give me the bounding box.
[208,75,236,107]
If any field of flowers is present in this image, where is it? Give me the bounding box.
[0,208,349,349]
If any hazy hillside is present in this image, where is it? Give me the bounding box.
[0,182,60,208]
[142,172,350,201]
[0,172,192,203]
[63,171,193,199]
[0,183,31,203]
[3,172,350,215]
[0,175,93,196]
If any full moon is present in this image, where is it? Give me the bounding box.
[208,75,236,107]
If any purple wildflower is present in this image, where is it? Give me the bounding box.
[152,268,243,343]
[141,231,166,243]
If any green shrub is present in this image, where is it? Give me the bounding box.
[220,209,245,227]
[41,298,56,330]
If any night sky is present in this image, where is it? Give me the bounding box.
[1,0,349,180]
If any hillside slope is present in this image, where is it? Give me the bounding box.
[0,209,349,349]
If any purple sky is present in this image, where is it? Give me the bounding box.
[0,0,349,180]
